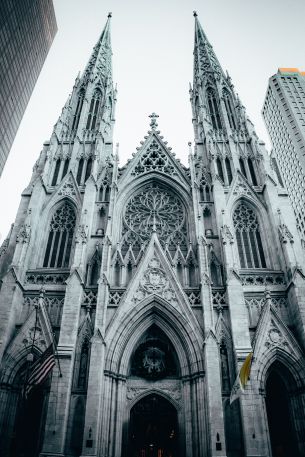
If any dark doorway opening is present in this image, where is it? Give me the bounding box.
[265,369,299,457]
[129,394,178,457]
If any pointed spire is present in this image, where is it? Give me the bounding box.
[193,12,225,82]
[82,13,113,86]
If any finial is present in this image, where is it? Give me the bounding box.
[149,112,159,130]
[193,11,198,17]
[108,12,112,18]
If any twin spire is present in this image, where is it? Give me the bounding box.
[80,11,226,89]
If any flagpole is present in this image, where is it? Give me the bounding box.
[38,289,62,378]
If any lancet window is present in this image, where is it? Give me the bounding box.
[72,89,85,131]
[43,202,76,268]
[199,177,212,202]
[239,157,258,186]
[225,158,233,185]
[77,156,94,185]
[86,89,102,130]
[61,158,70,179]
[77,341,89,389]
[207,87,222,130]
[216,158,224,183]
[223,89,237,130]
[233,202,266,269]
[51,158,61,186]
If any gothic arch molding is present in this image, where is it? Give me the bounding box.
[127,388,182,412]
[34,197,79,268]
[229,196,277,269]
[256,347,305,394]
[105,296,204,378]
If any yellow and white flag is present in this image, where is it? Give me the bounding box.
[230,352,253,405]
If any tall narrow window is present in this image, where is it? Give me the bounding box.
[72,89,85,131]
[248,158,258,186]
[86,89,102,130]
[225,158,233,184]
[233,202,267,269]
[207,88,222,130]
[51,159,61,186]
[84,157,93,182]
[77,341,89,389]
[77,158,84,185]
[216,158,224,182]
[239,158,247,177]
[223,89,236,129]
[43,202,76,268]
[61,159,69,180]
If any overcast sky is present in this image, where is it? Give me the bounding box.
[0,0,304,240]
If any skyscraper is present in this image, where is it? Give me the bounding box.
[0,0,57,177]
[0,12,305,457]
[262,68,305,245]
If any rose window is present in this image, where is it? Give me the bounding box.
[122,183,187,250]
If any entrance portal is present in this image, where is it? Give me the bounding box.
[129,394,178,457]
[265,369,298,457]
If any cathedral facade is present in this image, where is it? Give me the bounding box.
[0,12,305,457]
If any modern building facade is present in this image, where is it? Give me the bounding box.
[262,68,305,245]
[0,0,57,177]
[0,12,305,457]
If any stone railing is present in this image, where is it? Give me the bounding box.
[240,271,286,287]
[25,269,70,285]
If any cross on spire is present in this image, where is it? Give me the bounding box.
[149,113,159,130]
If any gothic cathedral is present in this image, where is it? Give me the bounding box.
[0,12,305,457]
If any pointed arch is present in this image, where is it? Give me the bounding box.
[207,87,222,130]
[61,158,70,180]
[86,88,102,130]
[86,248,101,286]
[77,157,84,185]
[233,200,266,269]
[84,156,93,182]
[72,88,85,131]
[43,200,76,268]
[216,157,224,182]
[225,157,233,185]
[223,88,236,129]
[105,296,204,378]
[248,157,258,186]
[51,158,61,186]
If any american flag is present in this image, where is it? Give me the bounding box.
[24,344,56,398]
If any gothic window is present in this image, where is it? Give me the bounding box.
[51,159,61,186]
[43,202,76,268]
[248,158,258,186]
[216,158,224,182]
[223,89,236,129]
[225,157,233,185]
[122,183,187,254]
[77,158,84,185]
[188,261,196,287]
[199,178,212,201]
[207,87,222,130]
[86,89,102,130]
[84,157,93,182]
[239,158,247,177]
[77,341,89,389]
[114,261,121,286]
[220,343,231,393]
[233,202,267,269]
[61,158,69,180]
[72,89,85,131]
[87,253,101,286]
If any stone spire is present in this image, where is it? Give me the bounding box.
[82,12,113,87]
[193,11,226,84]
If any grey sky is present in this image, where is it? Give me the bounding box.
[0,0,304,239]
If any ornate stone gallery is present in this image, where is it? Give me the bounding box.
[0,12,305,457]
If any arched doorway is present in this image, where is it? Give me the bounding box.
[129,394,178,457]
[265,366,299,457]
